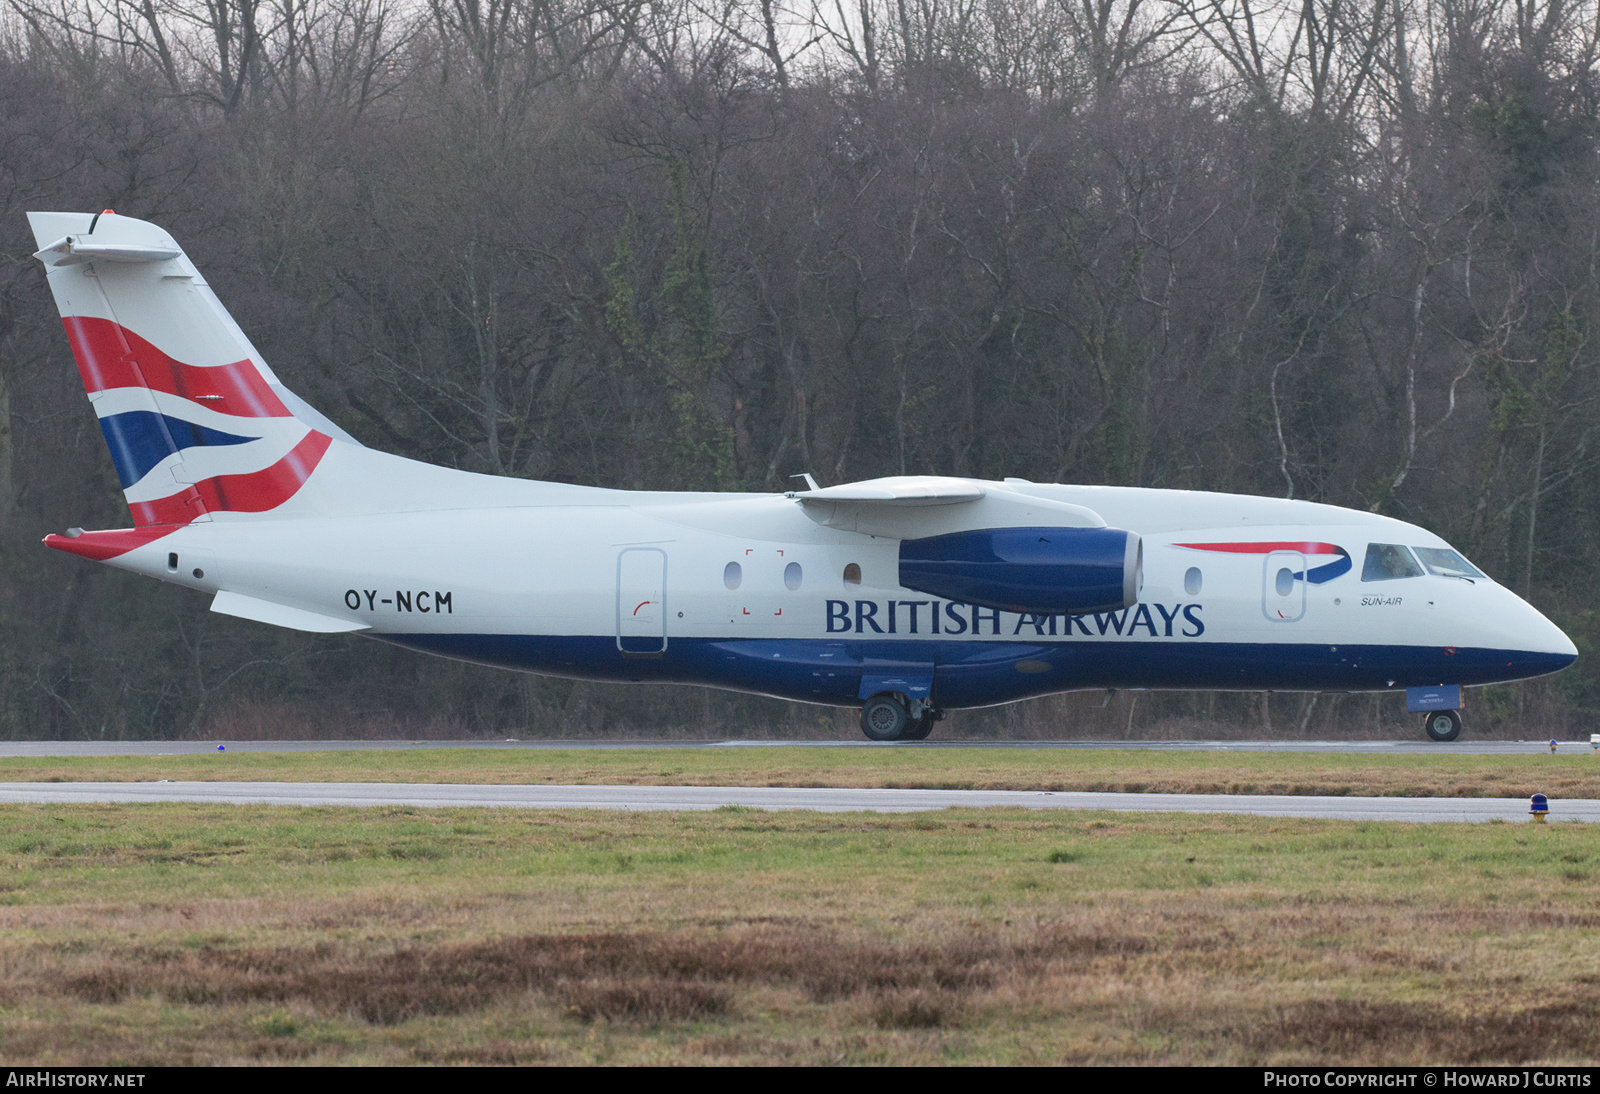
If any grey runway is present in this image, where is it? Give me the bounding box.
[0,780,1591,822]
[0,738,1596,756]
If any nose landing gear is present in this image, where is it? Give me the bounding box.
[860,692,937,741]
[1423,709,1462,742]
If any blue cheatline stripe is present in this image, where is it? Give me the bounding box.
[1296,552,1353,584]
[97,411,257,488]
[374,634,1575,709]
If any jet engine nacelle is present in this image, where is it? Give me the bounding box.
[898,526,1142,615]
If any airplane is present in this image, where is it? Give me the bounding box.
[25,211,1579,742]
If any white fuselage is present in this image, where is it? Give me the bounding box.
[88,479,1576,710]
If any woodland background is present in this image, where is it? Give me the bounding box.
[0,0,1597,738]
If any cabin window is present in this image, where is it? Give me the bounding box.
[723,562,742,590]
[167,553,179,573]
[1412,547,1486,580]
[1184,567,1202,595]
[1361,543,1423,582]
[843,563,862,586]
[1275,567,1295,597]
[784,562,803,590]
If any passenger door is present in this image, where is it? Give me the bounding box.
[617,548,668,655]
[1262,550,1306,622]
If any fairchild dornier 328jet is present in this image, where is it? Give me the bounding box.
[27,211,1577,741]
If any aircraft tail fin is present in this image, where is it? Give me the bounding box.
[28,211,360,529]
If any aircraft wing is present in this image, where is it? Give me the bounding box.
[790,475,986,505]
[211,591,371,633]
[791,476,1105,539]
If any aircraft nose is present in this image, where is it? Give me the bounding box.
[1544,617,1579,661]
[1515,594,1578,669]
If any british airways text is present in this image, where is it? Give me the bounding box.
[825,600,1204,637]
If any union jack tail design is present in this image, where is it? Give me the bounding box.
[28,212,360,548]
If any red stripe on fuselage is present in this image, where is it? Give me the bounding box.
[128,430,331,526]
[61,316,291,417]
[1176,541,1344,555]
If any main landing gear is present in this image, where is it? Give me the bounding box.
[1423,709,1463,742]
[860,692,937,742]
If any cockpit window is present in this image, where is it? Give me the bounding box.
[1412,547,1487,580]
[1361,543,1424,582]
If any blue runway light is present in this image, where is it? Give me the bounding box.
[217,744,226,752]
[1530,793,1549,822]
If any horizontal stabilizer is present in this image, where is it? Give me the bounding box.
[34,235,181,266]
[210,591,368,633]
[44,527,177,560]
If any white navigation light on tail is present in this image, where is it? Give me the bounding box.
[27,212,1579,741]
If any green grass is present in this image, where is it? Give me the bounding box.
[1,803,1598,1064]
[3,747,1599,799]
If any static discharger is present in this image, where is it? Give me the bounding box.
[1530,793,1550,823]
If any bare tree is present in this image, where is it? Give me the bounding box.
[1058,0,1195,93]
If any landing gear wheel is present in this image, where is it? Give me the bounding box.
[861,694,910,741]
[901,711,934,741]
[1423,709,1462,742]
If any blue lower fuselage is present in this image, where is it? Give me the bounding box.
[384,634,1577,708]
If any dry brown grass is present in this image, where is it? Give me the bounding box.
[50,929,1086,1020]
[1237,999,1600,1063]
[19,920,1600,1063]
[3,803,1600,1064]
[9,746,1600,798]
